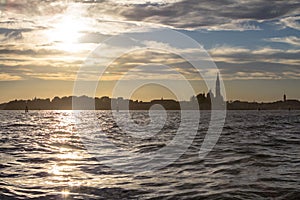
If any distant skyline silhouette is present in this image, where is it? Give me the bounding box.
[1,94,299,111]
[1,78,300,104]
[1,74,299,109]
[1,90,299,110]
[2,73,298,105]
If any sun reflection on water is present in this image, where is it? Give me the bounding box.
[0,111,142,199]
[57,152,81,160]
[61,188,70,198]
[50,164,61,175]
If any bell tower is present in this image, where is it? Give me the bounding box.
[215,73,221,98]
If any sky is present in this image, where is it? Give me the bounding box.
[0,0,299,103]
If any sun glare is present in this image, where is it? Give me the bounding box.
[47,15,86,52]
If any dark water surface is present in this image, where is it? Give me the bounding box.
[0,110,299,199]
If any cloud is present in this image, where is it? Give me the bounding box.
[78,32,111,43]
[0,47,64,56]
[0,0,68,16]
[0,45,299,83]
[209,46,250,56]
[106,0,299,30]
[0,73,22,81]
[0,61,81,81]
[208,45,300,79]
[2,0,299,32]
[266,36,300,47]
[209,45,300,64]
[278,15,300,30]
[108,0,184,5]
[82,42,300,81]
[0,28,32,41]
[2,38,299,81]
[0,0,299,83]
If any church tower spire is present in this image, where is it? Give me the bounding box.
[216,73,221,98]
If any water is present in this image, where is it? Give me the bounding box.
[0,110,299,199]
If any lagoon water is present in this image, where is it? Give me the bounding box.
[0,110,299,199]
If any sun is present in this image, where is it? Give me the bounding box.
[46,15,86,52]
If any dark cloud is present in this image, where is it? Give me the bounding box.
[104,0,300,30]
[0,47,65,56]
[2,0,299,30]
[0,0,68,16]
[0,28,32,41]
[219,1,299,20]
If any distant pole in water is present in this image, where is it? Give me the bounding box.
[257,107,261,123]
[25,105,29,113]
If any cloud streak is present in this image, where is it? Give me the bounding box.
[267,36,300,47]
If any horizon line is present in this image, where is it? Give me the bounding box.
[1,94,299,105]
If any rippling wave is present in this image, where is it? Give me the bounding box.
[0,110,299,199]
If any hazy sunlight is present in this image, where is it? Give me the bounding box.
[46,15,86,52]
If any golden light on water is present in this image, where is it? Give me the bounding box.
[57,152,80,160]
[61,189,70,198]
[50,164,63,175]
